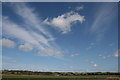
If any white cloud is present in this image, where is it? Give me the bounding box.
[44,11,85,34]
[89,61,98,68]
[3,18,38,45]
[70,53,79,57]
[114,53,118,57]
[39,48,62,56]
[114,49,119,57]
[99,54,111,59]
[93,64,98,67]
[19,43,33,51]
[75,5,84,11]
[2,3,62,56]
[0,38,15,48]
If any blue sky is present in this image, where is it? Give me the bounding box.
[1,2,118,72]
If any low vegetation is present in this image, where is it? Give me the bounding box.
[1,70,120,80]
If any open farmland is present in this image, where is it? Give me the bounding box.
[2,70,120,80]
[2,74,120,80]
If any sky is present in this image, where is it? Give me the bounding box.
[1,2,119,72]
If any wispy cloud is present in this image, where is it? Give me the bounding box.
[86,42,95,50]
[98,49,119,59]
[44,11,85,34]
[19,43,33,52]
[68,5,84,11]
[90,42,94,46]
[70,53,79,57]
[75,5,84,11]
[90,3,117,41]
[39,48,62,56]
[113,49,119,57]
[12,3,52,38]
[98,54,111,59]
[2,3,62,56]
[0,38,15,48]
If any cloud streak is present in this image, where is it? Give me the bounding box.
[2,3,62,56]
[90,3,117,41]
[75,5,84,11]
[70,53,79,57]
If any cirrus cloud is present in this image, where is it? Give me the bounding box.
[70,53,79,57]
[39,48,62,56]
[2,3,62,56]
[75,5,84,11]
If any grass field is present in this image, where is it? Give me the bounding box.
[2,75,120,80]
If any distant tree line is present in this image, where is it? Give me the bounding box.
[2,70,120,76]
[2,70,52,75]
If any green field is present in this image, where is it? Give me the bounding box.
[2,75,120,80]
